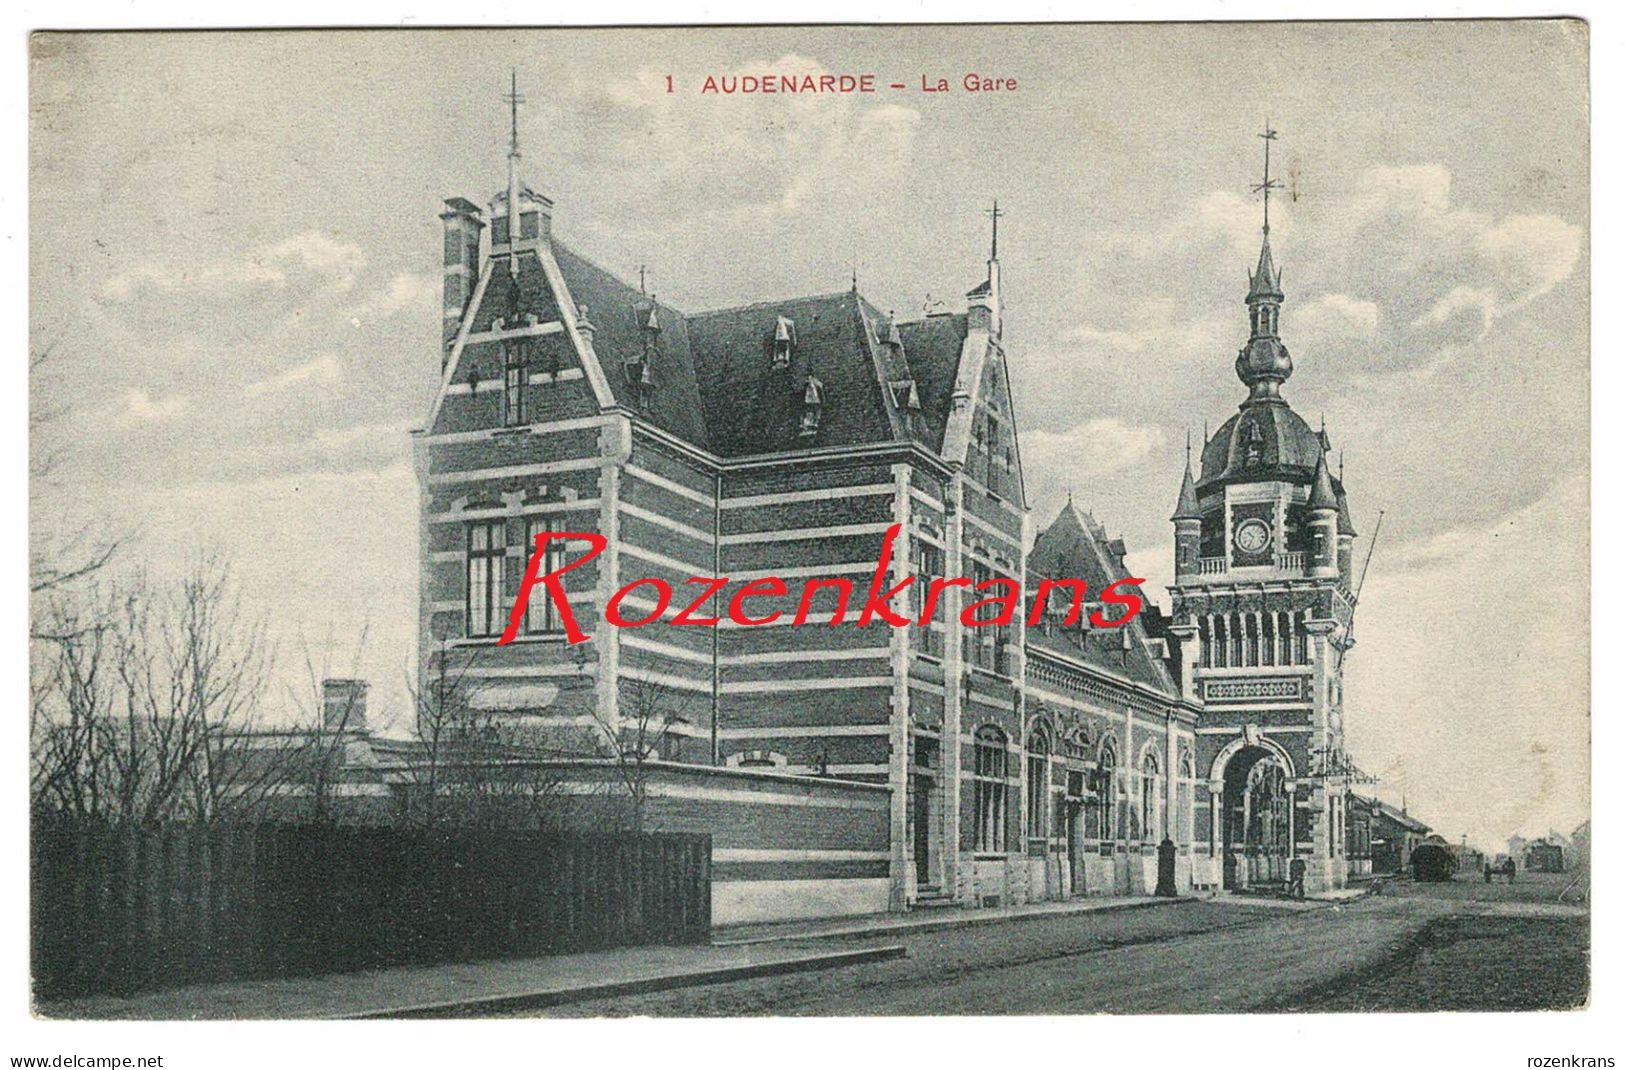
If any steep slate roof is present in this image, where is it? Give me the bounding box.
[1025,504,1178,696]
[686,290,902,457]
[897,313,970,452]
[447,227,978,459]
[553,242,710,448]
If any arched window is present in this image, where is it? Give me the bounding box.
[1025,728,1050,841]
[1141,752,1162,842]
[972,727,1009,853]
[1097,742,1117,842]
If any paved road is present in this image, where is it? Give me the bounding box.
[525,875,1587,1017]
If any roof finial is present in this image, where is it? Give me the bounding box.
[986,200,1004,261]
[638,264,648,296]
[1339,449,1345,483]
[501,70,527,276]
[1185,427,1192,464]
[1252,122,1281,236]
[505,68,525,158]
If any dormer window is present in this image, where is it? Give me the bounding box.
[1243,421,1264,465]
[773,316,796,369]
[889,379,921,413]
[799,376,823,437]
[637,359,655,412]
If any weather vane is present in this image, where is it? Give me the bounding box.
[986,201,1005,260]
[1252,123,1282,233]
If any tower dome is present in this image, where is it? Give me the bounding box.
[1199,405,1325,488]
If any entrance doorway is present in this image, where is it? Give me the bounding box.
[1065,771,1086,894]
[1221,746,1291,890]
[911,774,933,887]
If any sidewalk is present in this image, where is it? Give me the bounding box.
[37,942,906,1021]
[714,893,1183,946]
[40,895,1190,1019]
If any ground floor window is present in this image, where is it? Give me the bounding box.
[1141,752,1162,841]
[973,727,1008,853]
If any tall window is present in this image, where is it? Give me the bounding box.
[523,517,563,635]
[910,535,945,658]
[466,520,506,638]
[1141,752,1162,842]
[1177,753,1194,847]
[1097,744,1117,842]
[1025,732,1050,842]
[503,345,526,426]
[973,727,1009,853]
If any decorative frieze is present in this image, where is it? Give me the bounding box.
[1202,677,1308,703]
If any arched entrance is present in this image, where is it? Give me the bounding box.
[1220,745,1292,890]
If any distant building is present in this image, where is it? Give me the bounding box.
[1525,839,1567,873]
[1351,795,1430,875]
[1570,820,1590,873]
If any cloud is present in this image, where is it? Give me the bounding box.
[1476,214,1584,302]
[99,230,368,303]
[1352,163,1456,217]
[1065,314,1226,358]
[252,231,367,292]
[1022,419,1167,481]
[1414,285,1498,333]
[120,388,189,422]
[244,353,343,397]
[1296,293,1380,341]
[345,272,438,324]
[576,55,921,223]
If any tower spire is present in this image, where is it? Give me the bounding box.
[1237,126,1291,400]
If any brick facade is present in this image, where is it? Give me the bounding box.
[408,144,1201,921]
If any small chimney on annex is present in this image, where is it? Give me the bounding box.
[322,678,369,734]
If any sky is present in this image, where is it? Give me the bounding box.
[29,23,1589,848]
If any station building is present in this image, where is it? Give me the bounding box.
[408,105,1359,921]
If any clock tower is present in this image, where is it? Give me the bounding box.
[1170,128,1360,895]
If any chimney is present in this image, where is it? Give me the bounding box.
[322,678,369,734]
[441,198,484,358]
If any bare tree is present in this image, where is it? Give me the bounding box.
[583,673,694,832]
[29,347,125,604]
[30,558,277,827]
[399,639,575,831]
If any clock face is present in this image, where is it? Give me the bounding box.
[1235,518,1272,554]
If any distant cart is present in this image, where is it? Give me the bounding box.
[1411,843,1458,882]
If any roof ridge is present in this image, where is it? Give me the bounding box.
[688,290,856,319]
[552,240,687,316]
[895,313,965,329]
